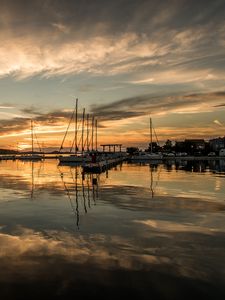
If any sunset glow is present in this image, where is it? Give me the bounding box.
[0,0,224,150]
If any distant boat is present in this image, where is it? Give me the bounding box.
[130,152,162,161]
[19,120,43,161]
[130,117,162,161]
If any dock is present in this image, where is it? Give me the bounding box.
[82,157,124,173]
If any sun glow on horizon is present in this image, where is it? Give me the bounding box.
[0,115,225,150]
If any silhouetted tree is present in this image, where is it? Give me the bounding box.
[146,142,161,153]
[163,139,173,152]
[126,147,139,155]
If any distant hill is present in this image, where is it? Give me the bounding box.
[0,149,17,154]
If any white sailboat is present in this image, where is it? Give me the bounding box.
[58,99,91,164]
[19,120,43,161]
[130,117,163,161]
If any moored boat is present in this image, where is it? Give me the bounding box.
[18,120,43,161]
[130,117,162,161]
[130,152,162,161]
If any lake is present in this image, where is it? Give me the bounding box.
[0,159,224,299]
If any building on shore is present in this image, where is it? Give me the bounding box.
[175,139,206,155]
[209,137,225,152]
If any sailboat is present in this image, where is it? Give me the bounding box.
[19,120,43,161]
[58,99,91,164]
[130,117,163,161]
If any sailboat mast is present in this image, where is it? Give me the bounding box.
[31,161,34,198]
[91,116,94,151]
[95,119,97,151]
[75,98,78,155]
[150,117,153,154]
[81,108,85,155]
[75,166,79,229]
[86,113,89,152]
[31,119,34,154]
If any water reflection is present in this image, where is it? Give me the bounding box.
[169,159,225,174]
[131,159,225,175]
[209,159,225,174]
[149,164,161,198]
[30,161,44,199]
[0,159,224,203]
[0,159,224,299]
[58,165,99,229]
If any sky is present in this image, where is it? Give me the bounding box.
[0,0,225,151]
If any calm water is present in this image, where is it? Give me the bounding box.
[0,159,224,299]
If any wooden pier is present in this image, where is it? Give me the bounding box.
[82,156,124,173]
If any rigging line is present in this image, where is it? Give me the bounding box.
[87,122,92,149]
[83,136,88,150]
[153,127,159,145]
[82,180,87,213]
[70,120,82,153]
[69,138,76,153]
[150,167,154,198]
[65,180,80,229]
[78,134,82,147]
[69,134,81,153]
[34,130,42,152]
[59,108,75,152]
[69,121,82,153]
[87,137,91,149]
[82,118,88,150]
[152,165,162,194]
[81,175,90,202]
[69,139,75,153]
[86,174,91,208]
[37,161,42,178]
[57,166,80,229]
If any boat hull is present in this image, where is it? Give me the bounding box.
[58,155,91,163]
[130,154,163,161]
[19,155,43,161]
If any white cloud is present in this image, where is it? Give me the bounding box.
[214,119,223,127]
[0,24,223,83]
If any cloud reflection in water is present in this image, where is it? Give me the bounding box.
[0,159,224,299]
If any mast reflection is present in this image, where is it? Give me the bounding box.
[149,163,161,198]
[58,166,99,229]
[22,160,43,199]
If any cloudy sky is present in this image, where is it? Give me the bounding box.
[0,0,225,150]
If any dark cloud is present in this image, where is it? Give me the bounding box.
[1,0,225,38]
[35,110,73,124]
[214,103,225,107]
[0,89,224,136]
[21,107,43,115]
[0,111,65,135]
[0,0,224,80]
[90,91,225,121]
[0,117,30,134]
[0,107,92,135]
[183,91,225,98]
[20,106,74,121]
